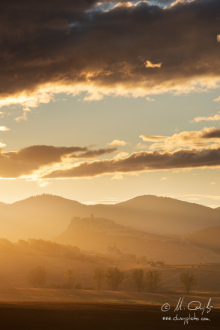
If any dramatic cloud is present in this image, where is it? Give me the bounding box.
[0,145,84,178]
[44,147,220,178]
[1,128,219,179]
[0,0,220,110]
[0,144,117,178]
[41,127,220,178]
[140,127,220,151]
[108,140,127,146]
[202,128,220,139]
[191,113,220,123]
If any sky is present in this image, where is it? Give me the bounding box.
[0,0,220,207]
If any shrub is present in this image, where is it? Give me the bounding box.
[64,267,75,289]
[75,283,82,290]
[130,268,144,292]
[105,267,125,291]
[92,267,105,290]
[179,271,198,295]
[28,265,46,288]
[145,270,161,293]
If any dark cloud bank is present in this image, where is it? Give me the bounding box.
[1,0,220,97]
[0,145,116,178]
[0,140,220,178]
[45,147,220,178]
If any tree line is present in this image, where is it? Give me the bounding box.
[93,267,162,292]
[28,265,198,294]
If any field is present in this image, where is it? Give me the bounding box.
[0,301,219,330]
[0,239,219,329]
[0,247,220,293]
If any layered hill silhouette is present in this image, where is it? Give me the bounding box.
[56,215,220,264]
[0,194,219,241]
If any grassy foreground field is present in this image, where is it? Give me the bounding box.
[0,302,219,330]
[0,238,219,329]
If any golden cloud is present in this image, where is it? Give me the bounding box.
[140,127,220,151]
[0,145,117,178]
[108,140,127,146]
[1,127,220,179]
[145,61,162,69]
[191,113,220,123]
[0,0,219,112]
[44,147,220,179]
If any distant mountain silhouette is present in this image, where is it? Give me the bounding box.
[0,194,219,240]
[90,195,220,237]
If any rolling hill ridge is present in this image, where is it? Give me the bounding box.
[0,194,219,240]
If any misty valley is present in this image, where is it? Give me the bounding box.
[0,195,219,303]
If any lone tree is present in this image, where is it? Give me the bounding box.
[179,271,198,295]
[145,270,161,293]
[92,267,105,290]
[130,268,144,292]
[64,267,75,289]
[105,267,125,291]
[28,265,46,288]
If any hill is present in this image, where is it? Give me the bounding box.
[91,195,220,235]
[185,226,220,253]
[0,194,87,240]
[0,194,219,240]
[56,215,220,264]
